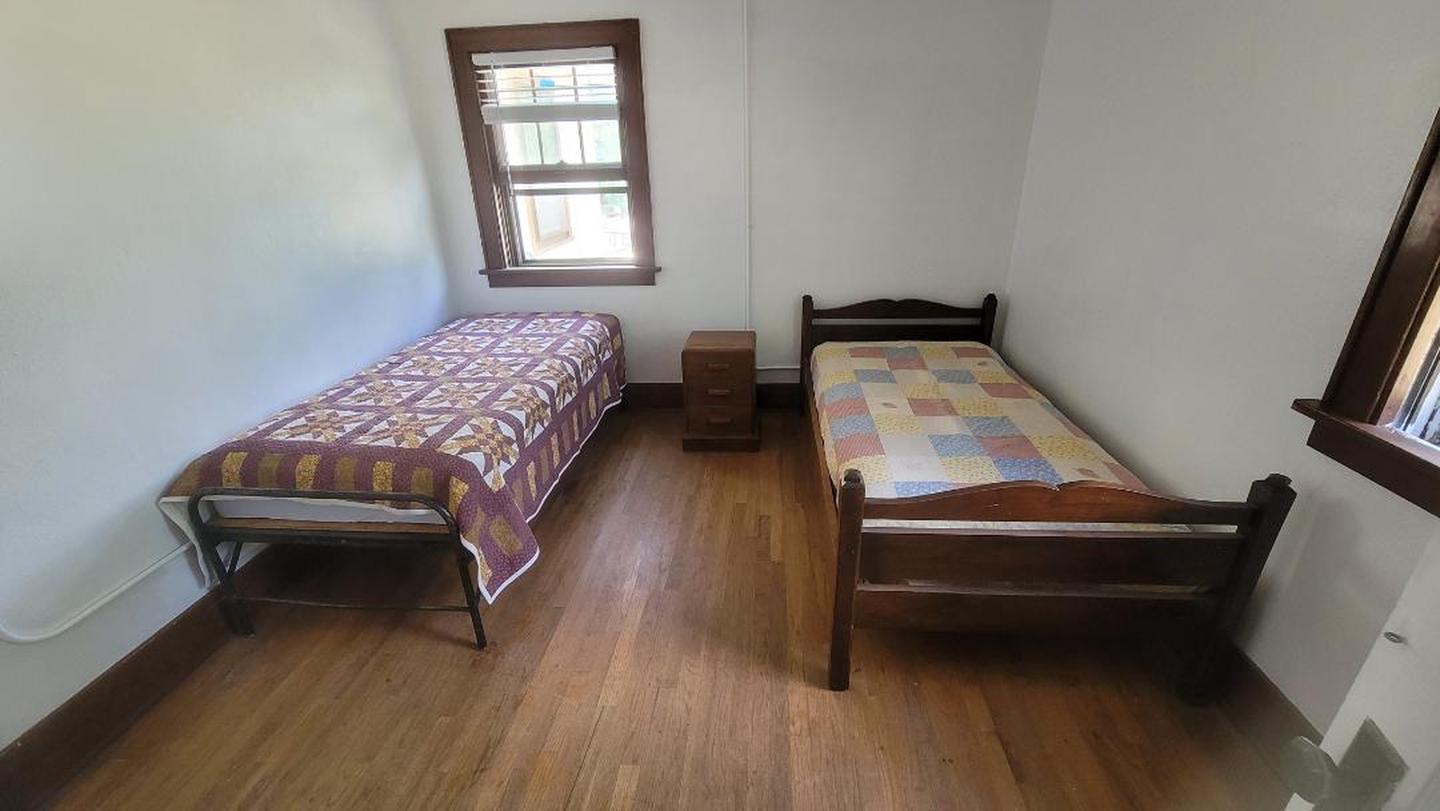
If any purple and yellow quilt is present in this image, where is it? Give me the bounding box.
[162,312,625,602]
[811,341,1144,499]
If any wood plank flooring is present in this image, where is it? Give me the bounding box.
[53,408,1287,809]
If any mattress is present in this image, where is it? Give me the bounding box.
[159,312,625,602]
[810,340,1146,499]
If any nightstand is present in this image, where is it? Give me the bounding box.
[682,330,759,451]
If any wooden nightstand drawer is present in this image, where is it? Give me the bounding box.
[682,330,759,452]
[684,381,753,407]
[687,404,753,435]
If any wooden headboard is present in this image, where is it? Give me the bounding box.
[799,293,998,389]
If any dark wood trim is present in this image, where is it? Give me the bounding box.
[862,479,1256,526]
[859,528,1241,588]
[623,382,682,407]
[1321,107,1440,422]
[1294,398,1440,517]
[445,19,656,279]
[756,381,802,410]
[0,548,289,811]
[482,265,658,287]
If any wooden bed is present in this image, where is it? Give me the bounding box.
[801,293,1295,700]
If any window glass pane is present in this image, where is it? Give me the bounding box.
[572,63,618,103]
[501,121,600,167]
[501,123,543,166]
[513,191,632,262]
[1401,338,1440,446]
[512,180,627,193]
[581,120,622,164]
[487,64,616,106]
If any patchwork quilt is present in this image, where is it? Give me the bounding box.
[811,341,1145,499]
[161,312,625,602]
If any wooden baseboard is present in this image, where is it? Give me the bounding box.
[1219,644,1319,781]
[758,382,803,409]
[0,547,289,811]
[624,382,801,409]
[622,382,683,407]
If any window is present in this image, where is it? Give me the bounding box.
[1295,107,1440,516]
[1400,341,1440,446]
[446,20,657,287]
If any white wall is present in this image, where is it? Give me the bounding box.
[377,0,1052,380]
[1004,0,1440,727]
[0,0,446,747]
[749,0,1051,370]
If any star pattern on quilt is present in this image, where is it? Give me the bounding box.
[417,381,500,410]
[268,407,372,443]
[494,384,553,443]
[441,417,520,482]
[226,312,621,497]
[355,412,454,449]
[332,377,430,407]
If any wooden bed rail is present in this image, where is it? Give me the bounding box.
[861,479,1254,525]
[826,468,1296,698]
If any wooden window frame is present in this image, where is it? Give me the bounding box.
[445,19,658,287]
[1295,107,1440,517]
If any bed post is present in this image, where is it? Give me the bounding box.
[1179,473,1295,703]
[979,292,998,346]
[828,468,865,691]
[801,294,815,398]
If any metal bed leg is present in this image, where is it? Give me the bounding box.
[199,533,255,637]
[454,552,487,650]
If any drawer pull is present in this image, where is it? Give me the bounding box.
[707,416,734,425]
[706,387,732,397]
[706,361,731,371]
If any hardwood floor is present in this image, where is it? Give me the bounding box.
[53,409,1287,810]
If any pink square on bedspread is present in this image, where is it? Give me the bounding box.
[980,435,1042,459]
[980,382,1031,399]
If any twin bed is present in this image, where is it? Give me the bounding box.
[802,294,1294,699]
[159,312,626,648]
[161,295,1293,703]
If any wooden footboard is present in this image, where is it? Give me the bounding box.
[825,468,1294,699]
[800,292,1296,699]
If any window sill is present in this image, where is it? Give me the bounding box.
[1293,397,1440,517]
[482,265,659,288]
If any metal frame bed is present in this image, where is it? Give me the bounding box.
[161,311,627,650]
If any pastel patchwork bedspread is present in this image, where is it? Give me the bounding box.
[811,341,1145,499]
[162,312,625,602]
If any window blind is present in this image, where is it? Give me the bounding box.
[473,46,619,125]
